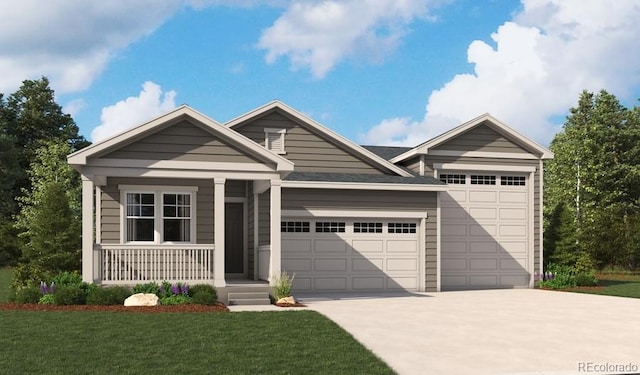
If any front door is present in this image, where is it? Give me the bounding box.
[225,202,244,276]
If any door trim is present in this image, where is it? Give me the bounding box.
[225,198,248,278]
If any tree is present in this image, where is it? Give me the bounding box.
[13,141,81,287]
[545,90,640,269]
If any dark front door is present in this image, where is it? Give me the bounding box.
[225,202,244,275]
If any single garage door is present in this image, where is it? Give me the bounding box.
[440,173,530,289]
[281,218,421,292]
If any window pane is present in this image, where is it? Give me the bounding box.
[140,206,155,217]
[127,193,138,204]
[177,206,190,217]
[163,194,176,205]
[126,218,154,241]
[164,219,190,242]
[164,206,177,217]
[177,194,190,205]
[141,193,154,204]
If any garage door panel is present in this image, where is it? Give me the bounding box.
[352,239,384,253]
[442,275,467,288]
[469,275,498,287]
[442,206,467,219]
[315,277,347,290]
[442,241,467,253]
[442,224,467,236]
[292,278,312,290]
[499,208,526,220]
[500,241,526,254]
[387,277,418,289]
[469,224,497,236]
[352,258,383,272]
[469,258,498,270]
[387,258,418,271]
[282,258,312,272]
[469,241,498,253]
[468,207,497,219]
[314,240,348,253]
[499,225,526,236]
[282,239,312,253]
[352,277,385,290]
[500,275,530,287]
[442,258,467,271]
[387,240,418,253]
[314,258,347,272]
[500,257,526,270]
[442,190,467,203]
[469,191,496,202]
[500,191,526,203]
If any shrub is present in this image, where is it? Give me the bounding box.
[160,294,191,305]
[11,262,53,290]
[272,271,295,300]
[189,284,217,305]
[55,284,88,305]
[575,273,598,287]
[13,286,41,304]
[50,270,83,286]
[133,282,159,295]
[538,264,576,289]
[38,294,55,305]
[87,286,131,305]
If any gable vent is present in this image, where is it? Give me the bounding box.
[265,128,286,154]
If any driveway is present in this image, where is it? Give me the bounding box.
[300,289,640,375]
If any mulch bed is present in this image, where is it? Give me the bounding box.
[274,302,307,308]
[0,302,229,313]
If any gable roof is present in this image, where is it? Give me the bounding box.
[390,113,554,163]
[362,145,413,160]
[226,100,413,177]
[68,105,294,172]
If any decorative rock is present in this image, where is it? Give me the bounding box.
[276,296,296,304]
[124,293,159,307]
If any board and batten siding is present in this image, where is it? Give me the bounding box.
[258,191,271,247]
[423,155,542,275]
[234,110,386,174]
[100,177,215,245]
[247,182,255,279]
[101,120,266,164]
[281,188,438,292]
[431,123,529,154]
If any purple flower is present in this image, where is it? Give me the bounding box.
[40,281,47,294]
[180,283,189,295]
[171,284,180,295]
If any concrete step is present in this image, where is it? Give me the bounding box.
[227,291,271,306]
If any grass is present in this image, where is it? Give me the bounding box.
[568,273,640,298]
[0,310,393,374]
[0,267,12,303]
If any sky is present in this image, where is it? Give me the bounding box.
[1,0,640,148]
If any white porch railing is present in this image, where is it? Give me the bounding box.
[100,244,215,284]
[258,244,271,281]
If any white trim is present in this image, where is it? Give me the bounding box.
[282,209,428,219]
[91,158,278,172]
[213,178,226,287]
[264,128,287,155]
[281,180,447,192]
[226,100,413,177]
[436,191,442,292]
[118,185,198,192]
[433,163,537,173]
[539,159,544,277]
[101,243,215,250]
[81,166,282,181]
[95,186,102,244]
[528,170,535,288]
[67,105,295,172]
[419,216,426,292]
[269,179,282,285]
[253,180,271,194]
[427,150,539,160]
[253,192,259,281]
[419,155,425,176]
[81,177,95,283]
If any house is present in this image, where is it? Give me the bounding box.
[67,100,553,301]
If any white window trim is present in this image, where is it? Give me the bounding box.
[264,128,287,155]
[119,185,198,244]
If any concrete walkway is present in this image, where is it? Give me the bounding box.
[297,289,640,375]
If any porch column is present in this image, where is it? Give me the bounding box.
[81,176,95,283]
[213,178,226,287]
[269,179,282,285]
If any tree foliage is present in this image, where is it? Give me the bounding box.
[545,90,640,269]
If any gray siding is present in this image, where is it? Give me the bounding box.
[401,156,422,175]
[102,120,264,164]
[247,182,255,279]
[424,155,541,276]
[432,123,529,154]
[100,177,215,244]
[281,188,439,292]
[235,110,386,174]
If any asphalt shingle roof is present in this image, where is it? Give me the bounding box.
[362,145,412,160]
[284,172,444,185]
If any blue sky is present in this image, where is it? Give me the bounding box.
[2,1,640,147]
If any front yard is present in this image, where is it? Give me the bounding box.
[567,273,640,298]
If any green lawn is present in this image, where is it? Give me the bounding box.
[0,267,12,303]
[0,310,393,374]
[569,273,640,298]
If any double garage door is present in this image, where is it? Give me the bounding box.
[440,173,531,290]
[281,218,421,292]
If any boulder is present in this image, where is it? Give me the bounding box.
[276,296,296,305]
[124,293,159,307]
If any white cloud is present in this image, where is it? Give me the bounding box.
[91,82,177,142]
[258,0,441,79]
[361,0,640,146]
[0,1,182,94]
[62,99,87,118]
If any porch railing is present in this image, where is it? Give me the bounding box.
[100,244,215,284]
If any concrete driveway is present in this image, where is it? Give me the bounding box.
[299,289,640,375]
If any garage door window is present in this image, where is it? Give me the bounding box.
[354,222,383,233]
[281,221,310,232]
[316,222,346,233]
[470,175,496,185]
[388,223,417,234]
[501,176,526,186]
[440,174,466,184]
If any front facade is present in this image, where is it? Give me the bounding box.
[68,101,552,295]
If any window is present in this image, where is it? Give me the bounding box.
[281,221,310,233]
[388,222,417,234]
[265,128,286,154]
[122,186,196,243]
[354,222,382,233]
[315,222,346,233]
[470,175,496,185]
[440,174,466,184]
[501,176,526,186]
